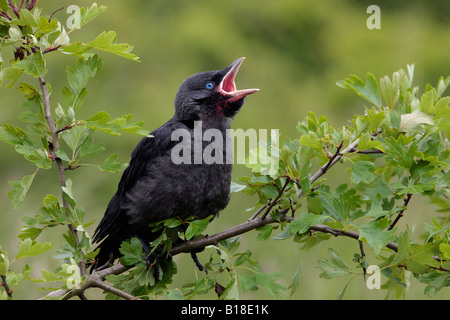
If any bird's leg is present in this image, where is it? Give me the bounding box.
[137,236,151,260]
[94,254,114,272]
[191,251,207,274]
[188,235,210,274]
[136,235,173,281]
[136,236,158,268]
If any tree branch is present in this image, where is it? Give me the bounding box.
[298,139,357,198]
[38,76,85,275]
[41,209,406,300]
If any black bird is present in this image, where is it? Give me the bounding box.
[92,57,259,269]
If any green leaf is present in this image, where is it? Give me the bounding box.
[8,173,37,209]
[338,73,381,107]
[358,219,396,254]
[76,3,108,29]
[10,8,39,28]
[357,133,384,152]
[230,181,246,193]
[350,160,376,184]
[399,110,434,134]
[2,67,24,88]
[439,243,450,260]
[65,55,103,109]
[254,271,285,299]
[260,185,279,199]
[166,288,184,300]
[185,215,213,240]
[13,51,47,78]
[86,112,147,136]
[60,125,89,153]
[419,272,449,297]
[384,135,417,170]
[0,0,8,12]
[98,154,128,173]
[419,90,435,114]
[15,239,53,260]
[317,248,353,279]
[256,225,275,241]
[299,131,323,152]
[405,243,441,274]
[380,72,401,108]
[366,194,388,218]
[0,248,9,276]
[87,31,139,61]
[119,237,144,266]
[288,212,330,235]
[37,16,59,36]
[362,107,385,132]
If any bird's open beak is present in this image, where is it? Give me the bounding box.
[218,57,259,102]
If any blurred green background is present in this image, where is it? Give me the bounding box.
[0,0,449,299]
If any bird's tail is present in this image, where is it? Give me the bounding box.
[92,193,128,269]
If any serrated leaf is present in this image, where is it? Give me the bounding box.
[365,194,388,218]
[260,184,279,199]
[254,271,285,299]
[119,237,144,266]
[98,154,128,173]
[13,51,47,78]
[230,181,246,193]
[8,173,37,209]
[399,110,434,134]
[384,135,417,169]
[288,212,330,235]
[87,31,140,61]
[317,248,353,279]
[86,112,147,136]
[299,131,322,151]
[358,219,396,254]
[37,16,59,36]
[439,243,450,260]
[75,3,108,29]
[2,67,24,88]
[65,55,103,109]
[0,0,8,12]
[351,160,376,184]
[338,73,381,107]
[256,224,275,241]
[357,133,384,152]
[10,8,38,28]
[15,238,53,260]
[380,72,401,108]
[185,215,213,240]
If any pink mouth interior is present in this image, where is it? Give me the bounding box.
[222,70,237,93]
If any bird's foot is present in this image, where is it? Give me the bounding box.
[191,251,207,275]
[137,236,172,280]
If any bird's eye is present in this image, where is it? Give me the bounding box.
[205,81,215,90]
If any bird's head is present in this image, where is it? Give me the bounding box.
[174,57,259,122]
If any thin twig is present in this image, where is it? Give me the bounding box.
[7,0,20,18]
[388,193,413,230]
[357,149,384,154]
[1,275,13,299]
[359,241,367,279]
[38,76,85,275]
[298,140,353,199]
[0,11,12,20]
[260,178,290,220]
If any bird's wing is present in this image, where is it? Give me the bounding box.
[93,119,182,244]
